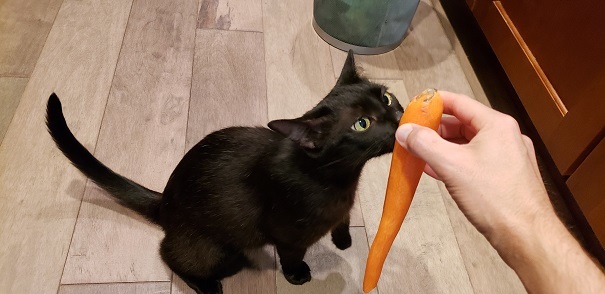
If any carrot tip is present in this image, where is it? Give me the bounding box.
[413,88,438,103]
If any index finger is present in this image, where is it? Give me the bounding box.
[439,90,501,132]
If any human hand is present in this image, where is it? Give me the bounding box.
[395,91,554,247]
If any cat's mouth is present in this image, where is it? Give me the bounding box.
[375,133,397,156]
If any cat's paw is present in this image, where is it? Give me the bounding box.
[185,279,222,294]
[331,229,352,250]
[283,262,311,285]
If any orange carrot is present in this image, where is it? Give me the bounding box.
[362,89,444,293]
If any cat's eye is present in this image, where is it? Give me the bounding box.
[382,92,393,106]
[351,117,371,132]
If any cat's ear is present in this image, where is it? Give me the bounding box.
[268,119,323,150]
[336,50,361,86]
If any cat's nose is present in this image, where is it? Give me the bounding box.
[395,110,403,121]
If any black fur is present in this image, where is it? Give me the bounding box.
[46,94,161,221]
[46,50,403,294]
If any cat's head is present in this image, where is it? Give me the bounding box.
[268,50,404,169]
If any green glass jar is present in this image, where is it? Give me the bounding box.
[313,0,420,54]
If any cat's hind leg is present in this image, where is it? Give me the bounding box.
[160,234,249,294]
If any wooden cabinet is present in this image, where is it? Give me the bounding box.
[467,0,605,246]
[568,138,605,247]
[471,0,605,176]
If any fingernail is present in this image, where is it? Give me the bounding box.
[396,124,413,144]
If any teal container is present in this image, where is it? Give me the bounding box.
[313,0,420,54]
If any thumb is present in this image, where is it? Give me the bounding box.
[396,123,459,174]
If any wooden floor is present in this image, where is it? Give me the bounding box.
[0,0,526,293]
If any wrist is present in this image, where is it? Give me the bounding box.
[484,185,555,261]
[491,207,605,293]
[492,206,559,266]
[494,210,562,290]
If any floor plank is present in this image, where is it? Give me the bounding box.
[61,0,197,284]
[276,227,375,294]
[0,0,133,292]
[224,246,277,294]
[186,29,267,148]
[175,28,276,293]
[391,0,475,99]
[430,0,490,106]
[59,282,171,294]
[0,0,535,291]
[198,0,263,32]
[437,183,527,294]
[400,52,475,99]
[0,0,64,76]
[262,0,336,121]
[172,246,276,294]
[0,77,28,143]
[330,47,403,80]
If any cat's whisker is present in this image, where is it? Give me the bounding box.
[316,156,350,170]
[316,138,386,171]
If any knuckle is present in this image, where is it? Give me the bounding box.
[500,114,519,128]
[521,134,532,144]
[522,135,534,149]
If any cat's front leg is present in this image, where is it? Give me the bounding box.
[276,244,311,285]
[331,215,352,250]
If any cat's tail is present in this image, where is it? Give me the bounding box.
[46,93,161,223]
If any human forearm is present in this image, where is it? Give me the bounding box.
[500,209,605,293]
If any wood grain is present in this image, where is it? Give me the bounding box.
[497,0,604,113]
[224,246,276,294]
[262,0,336,121]
[330,47,403,80]
[0,77,28,143]
[0,0,537,291]
[437,182,526,294]
[567,138,605,247]
[430,0,490,107]
[198,0,263,32]
[61,0,197,284]
[187,29,267,148]
[472,1,605,175]
[473,1,572,171]
[0,0,133,292]
[59,282,171,294]
[276,227,375,294]
[0,0,64,76]
[392,0,475,99]
[172,246,277,294]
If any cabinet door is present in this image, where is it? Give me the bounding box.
[567,138,605,247]
[471,0,605,175]
[466,0,476,10]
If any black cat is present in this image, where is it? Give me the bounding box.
[46,51,403,294]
